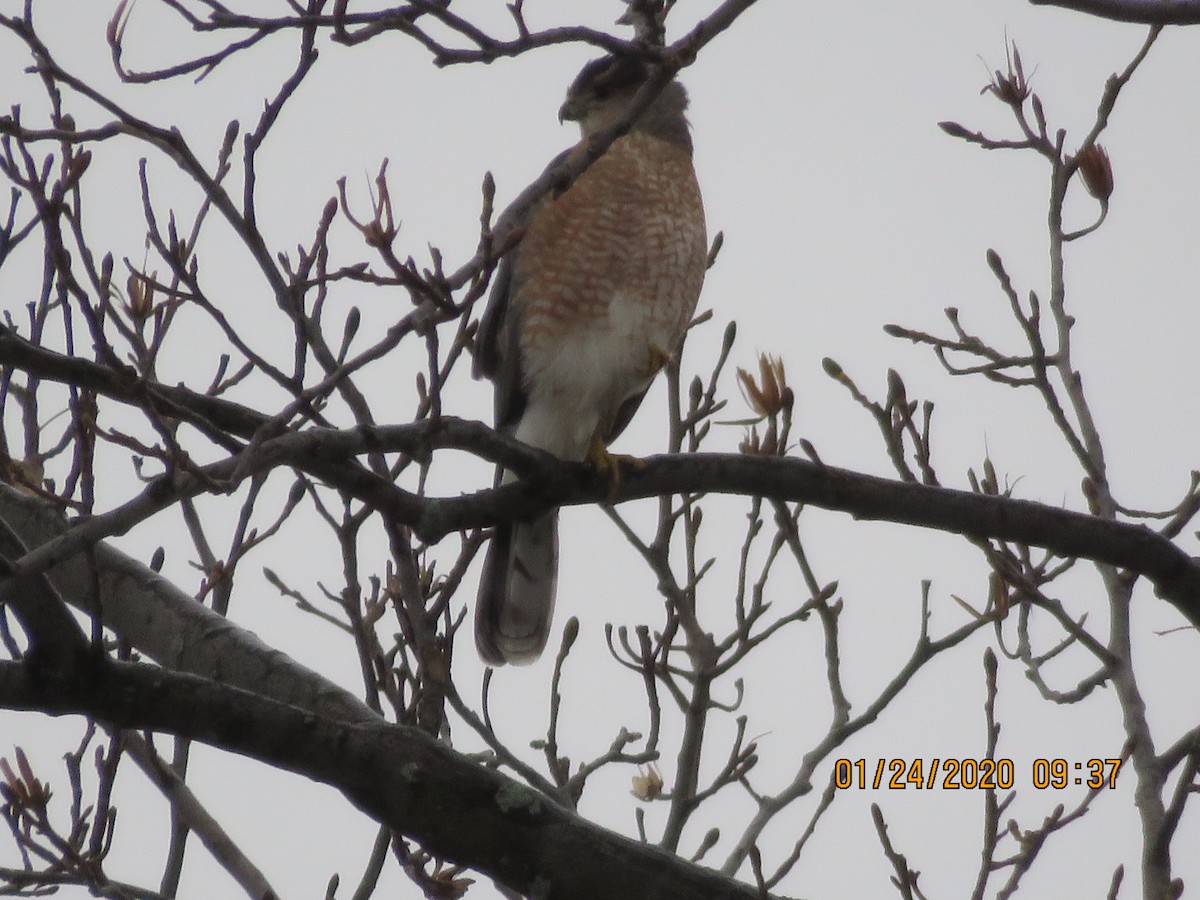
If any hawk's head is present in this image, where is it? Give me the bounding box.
[559,55,692,150]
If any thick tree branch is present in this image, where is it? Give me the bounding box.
[0,657,785,900]
[0,485,373,726]
[191,420,1200,627]
[8,406,1200,629]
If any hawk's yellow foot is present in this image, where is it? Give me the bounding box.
[585,434,645,503]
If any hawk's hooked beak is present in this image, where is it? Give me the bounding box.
[558,98,582,124]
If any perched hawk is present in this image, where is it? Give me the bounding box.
[474,55,708,665]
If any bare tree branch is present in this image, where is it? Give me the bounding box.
[1029,0,1200,24]
[0,657,790,900]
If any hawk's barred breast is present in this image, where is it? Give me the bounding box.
[512,132,707,462]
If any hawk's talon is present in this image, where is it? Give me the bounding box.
[585,436,643,503]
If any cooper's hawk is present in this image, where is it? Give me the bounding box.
[474,54,707,665]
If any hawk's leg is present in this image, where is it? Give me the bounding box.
[585,433,645,503]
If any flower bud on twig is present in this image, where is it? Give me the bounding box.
[1075,144,1114,202]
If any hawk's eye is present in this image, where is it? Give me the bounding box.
[568,56,648,110]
